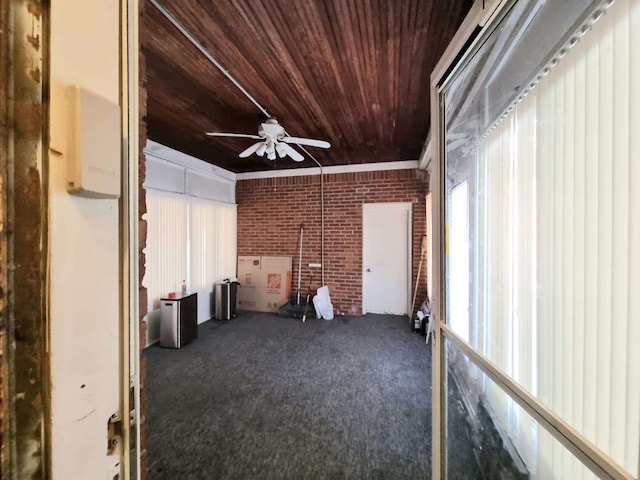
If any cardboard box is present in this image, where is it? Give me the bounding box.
[236,255,292,313]
[237,256,262,311]
[261,256,292,312]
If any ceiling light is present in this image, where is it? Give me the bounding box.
[265,140,275,156]
[256,143,267,156]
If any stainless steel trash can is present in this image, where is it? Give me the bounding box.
[214,282,238,320]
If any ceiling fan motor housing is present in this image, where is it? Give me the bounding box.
[260,119,285,140]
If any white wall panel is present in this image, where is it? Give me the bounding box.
[186,170,235,203]
[48,0,121,477]
[144,141,236,204]
[144,155,185,193]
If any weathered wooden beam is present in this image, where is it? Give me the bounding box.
[2,0,49,478]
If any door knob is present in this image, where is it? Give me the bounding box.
[366,267,371,272]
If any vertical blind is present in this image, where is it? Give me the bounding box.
[144,190,188,313]
[468,0,640,476]
[144,189,238,336]
[190,197,237,292]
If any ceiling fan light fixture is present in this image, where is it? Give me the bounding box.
[256,143,267,156]
[266,143,275,156]
[267,150,276,160]
[275,143,287,158]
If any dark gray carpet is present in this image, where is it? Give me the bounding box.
[145,312,432,479]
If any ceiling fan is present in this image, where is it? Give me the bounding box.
[206,119,330,162]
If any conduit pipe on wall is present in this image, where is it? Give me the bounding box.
[150,0,327,286]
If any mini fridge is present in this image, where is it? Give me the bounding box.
[160,292,198,348]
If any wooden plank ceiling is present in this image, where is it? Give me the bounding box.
[141,0,472,173]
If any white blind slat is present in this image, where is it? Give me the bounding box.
[581,12,601,445]
[625,0,640,472]
[595,5,615,453]
[609,0,631,468]
[571,32,587,450]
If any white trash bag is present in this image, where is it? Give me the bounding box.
[312,285,334,320]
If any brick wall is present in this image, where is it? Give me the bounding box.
[236,169,428,316]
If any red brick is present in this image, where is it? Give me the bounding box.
[236,169,429,316]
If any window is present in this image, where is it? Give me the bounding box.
[436,0,640,477]
[144,189,237,342]
[448,181,470,343]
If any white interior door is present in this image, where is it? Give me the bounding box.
[363,203,412,314]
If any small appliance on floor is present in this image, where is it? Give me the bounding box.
[160,292,198,348]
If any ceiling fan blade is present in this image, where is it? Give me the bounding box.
[281,143,305,162]
[282,136,330,149]
[239,142,264,158]
[206,132,261,140]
